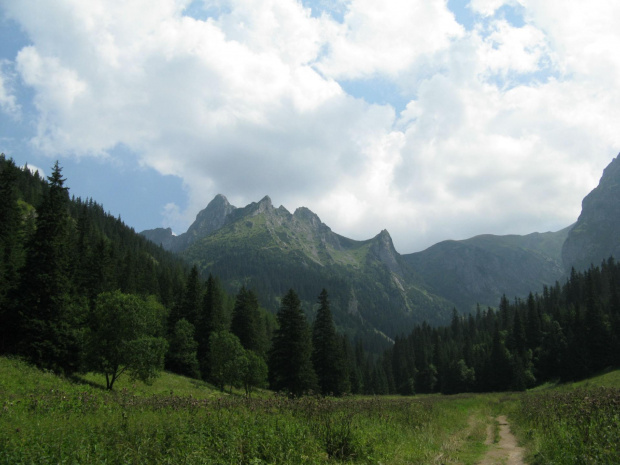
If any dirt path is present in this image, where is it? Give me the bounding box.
[478,415,526,465]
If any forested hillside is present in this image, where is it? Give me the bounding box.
[0,156,373,395]
[0,155,189,373]
[380,259,620,395]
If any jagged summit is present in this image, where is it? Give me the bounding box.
[140,194,392,254]
[562,153,620,271]
[137,152,620,336]
[186,194,236,239]
[370,229,402,274]
[293,206,330,231]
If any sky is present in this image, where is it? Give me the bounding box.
[0,0,619,254]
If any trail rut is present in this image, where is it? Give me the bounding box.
[478,415,526,465]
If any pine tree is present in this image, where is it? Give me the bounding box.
[0,156,25,353]
[231,286,266,357]
[311,289,349,396]
[197,274,228,378]
[18,161,85,374]
[201,274,228,334]
[170,265,202,328]
[268,289,317,396]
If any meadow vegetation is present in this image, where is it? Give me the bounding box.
[3,356,618,464]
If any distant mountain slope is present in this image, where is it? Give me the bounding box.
[403,229,570,311]
[141,194,236,252]
[178,196,453,341]
[141,194,573,323]
[141,153,620,331]
[562,154,620,271]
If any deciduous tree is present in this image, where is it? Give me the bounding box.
[87,291,168,390]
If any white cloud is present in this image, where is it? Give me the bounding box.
[468,0,510,17]
[1,0,620,253]
[519,0,620,81]
[316,0,463,80]
[0,60,21,119]
[476,19,552,77]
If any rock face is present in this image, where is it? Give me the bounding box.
[371,230,403,275]
[185,194,236,242]
[562,154,620,272]
[140,194,236,252]
[140,227,176,250]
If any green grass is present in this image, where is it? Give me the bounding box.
[509,369,620,464]
[0,356,502,464]
[2,357,618,464]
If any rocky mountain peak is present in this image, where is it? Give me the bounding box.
[140,227,175,250]
[562,154,620,271]
[256,195,273,212]
[293,206,324,229]
[186,194,236,238]
[371,229,402,274]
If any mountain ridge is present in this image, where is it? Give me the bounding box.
[562,154,620,271]
[140,193,571,319]
[140,152,620,337]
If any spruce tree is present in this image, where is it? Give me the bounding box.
[311,289,349,396]
[173,265,202,327]
[0,156,25,353]
[18,161,85,374]
[197,274,228,379]
[268,289,317,396]
[231,286,266,357]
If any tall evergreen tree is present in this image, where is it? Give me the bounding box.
[0,156,25,353]
[231,286,266,357]
[18,162,85,374]
[268,289,317,396]
[197,274,228,379]
[170,265,202,328]
[311,289,349,396]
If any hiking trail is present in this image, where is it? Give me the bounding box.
[478,415,526,465]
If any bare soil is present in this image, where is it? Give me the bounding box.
[478,415,526,465]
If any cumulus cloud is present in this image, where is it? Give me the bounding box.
[1,0,619,252]
[0,60,21,119]
[315,0,463,79]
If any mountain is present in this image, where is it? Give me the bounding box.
[143,195,454,344]
[141,194,236,253]
[181,196,454,343]
[140,193,570,340]
[562,154,620,271]
[402,228,570,311]
[141,194,572,331]
[140,153,620,338]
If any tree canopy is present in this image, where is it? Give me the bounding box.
[87,291,168,390]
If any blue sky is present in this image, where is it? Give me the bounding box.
[1,0,619,253]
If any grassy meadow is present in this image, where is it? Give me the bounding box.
[1,356,618,464]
